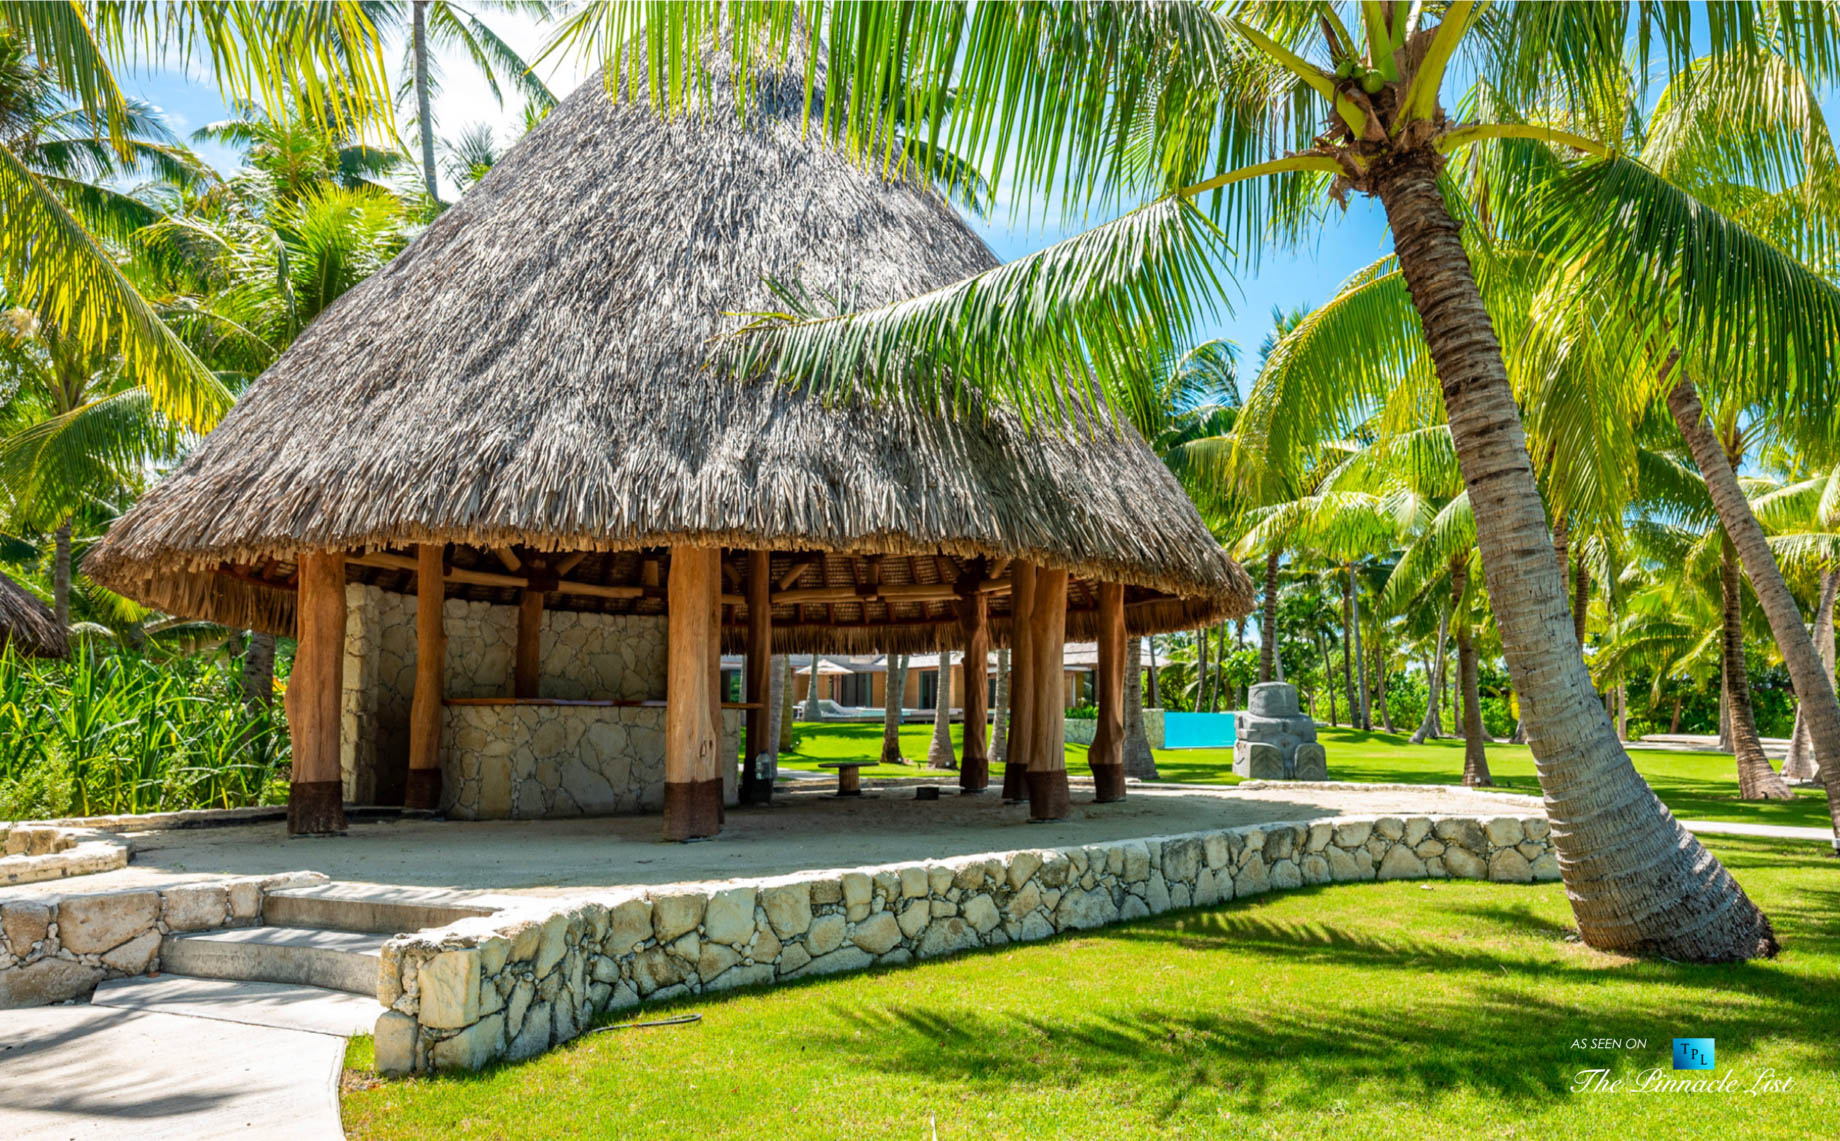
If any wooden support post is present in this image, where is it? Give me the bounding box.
[664,545,723,840]
[288,550,347,835]
[1027,567,1071,820]
[957,586,990,792]
[514,587,544,699]
[1089,581,1127,802]
[741,549,773,804]
[1002,562,1036,802]
[405,543,447,810]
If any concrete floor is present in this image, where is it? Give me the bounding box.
[1,1003,345,1141]
[6,782,1544,901]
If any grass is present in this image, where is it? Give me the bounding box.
[776,721,1834,831]
[341,836,1838,1140]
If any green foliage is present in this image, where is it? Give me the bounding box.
[0,643,288,819]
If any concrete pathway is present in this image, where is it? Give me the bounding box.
[0,1002,346,1140]
[1681,819,1837,844]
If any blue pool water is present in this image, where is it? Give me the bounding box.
[1162,711,1238,750]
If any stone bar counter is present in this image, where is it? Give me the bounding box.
[441,701,740,820]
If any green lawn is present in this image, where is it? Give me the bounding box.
[776,721,1834,831]
[342,836,1836,1140]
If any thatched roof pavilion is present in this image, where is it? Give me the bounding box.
[0,571,65,658]
[89,58,1250,840]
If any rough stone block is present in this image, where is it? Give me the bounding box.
[100,930,161,974]
[605,898,652,954]
[1161,837,1202,883]
[1332,821,1373,849]
[1488,849,1534,883]
[702,886,756,946]
[1007,851,1043,890]
[762,884,813,938]
[1234,741,1284,779]
[1053,888,1119,931]
[850,912,902,955]
[1235,855,1270,896]
[506,1003,551,1061]
[1247,681,1301,718]
[1377,845,1428,881]
[793,946,874,978]
[3,901,51,955]
[534,913,570,977]
[419,949,481,1029]
[961,894,1000,934]
[1443,847,1487,880]
[917,917,978,958]
[161,885,227,932]
[58,892,160,954]
[0,956,102,1006]
[807,914,846,957]
[841,873,872,921]
[1484,817,1526,848]
[374,1010,418,1076]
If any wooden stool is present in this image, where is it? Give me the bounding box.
[817,761,866,796]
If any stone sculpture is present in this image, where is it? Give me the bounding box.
[1233,682,1328,780]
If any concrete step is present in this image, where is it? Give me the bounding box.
[92,974,381,1037]
[160,926,387,996]
[263,882,499,934]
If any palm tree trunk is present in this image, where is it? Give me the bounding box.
[881,654,909,765]
[1670,694,1682,734]
[1717,537,1793,800]
[928,652,957,769]
[1374,638,1394,733]
[991,648,1011,764]
[1377,157,1775,961]
[1349,565,1370,730]
[1321,629,1338,726]
[1411,610,1448,744]
[1195,626,1210,713]
[1122,635,1158,779]
[1259,550,1280,683]
[52,519,71,630]
[1146,635,1160,706]
[1783,568,1837,781]
[775,654,794,753]
[804,653,826,721]
[412,0,441,203]
[1572,553,1590,648]
[1457,632,1491,787]
[1339,579,1357,729]
[1668,373,1833,822]
[241,632,276,712]
[1718,657,1734,751]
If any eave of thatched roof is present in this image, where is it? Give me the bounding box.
[87,56,1251,647]
[0,571,66,659]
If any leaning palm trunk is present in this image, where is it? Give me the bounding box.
[1411,611,1448,744]
[1146,635,1159,706]
[991,647,1011,764]
[1717,538,1794,800]
[1457,628,1491,787]
[803,654,826,721]
[1122,635,1158,780]
[1378,159,1775,960]
[1667,373,1838,833]
[1258,550,1280,683]
[1783,569,1837,781]
[928,653,957,769]
[881,654,909,765]
[241,632,276,712]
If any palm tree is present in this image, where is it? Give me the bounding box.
[927,651,956,769]
[1753,467,1840,780]
[588,2,1838,961]
[1,3,393,438]
[380,1,558,203]
[192,97,401,205]
[880,652,909,765]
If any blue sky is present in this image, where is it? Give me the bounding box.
[123,10,1394,399]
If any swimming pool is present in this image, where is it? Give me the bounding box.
[1161,711,1238,750]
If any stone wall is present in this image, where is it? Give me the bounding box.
[0,871,327,1007]
[375,809,1558,1073]
[1063,708,1164,749]
[0,826,129,887]
[444,708,741,819]
[341,584,670,805]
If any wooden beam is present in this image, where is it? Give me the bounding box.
[406,543,446,810]
[1028,567,1071,820]
[514,588,543,699]
[1003,562,1036,802]
[741,549,773,805]
[553,551,589,576]
[770,578,1010,606]
[958,583,990,793]
[776,555,821,590]
[287,550,346,835]
[493,546,522,572]
[1089,581,1127,803]
[664,545,723,840]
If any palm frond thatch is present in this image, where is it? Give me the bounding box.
[88,57,1251,652]
[0,570,65,658]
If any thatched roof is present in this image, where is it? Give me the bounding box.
[0,571,65,658]
[88,58,1251,653]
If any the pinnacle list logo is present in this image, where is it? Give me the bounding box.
[1673,1038,1716,1071]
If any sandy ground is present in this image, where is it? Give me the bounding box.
[5,782,1542,901]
